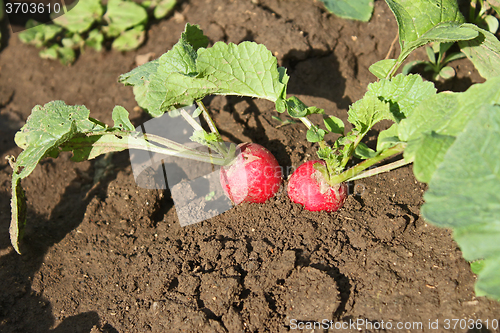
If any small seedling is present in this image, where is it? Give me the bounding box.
[17,0,176,65]
[402,42,466,80]
[469,0,500,34]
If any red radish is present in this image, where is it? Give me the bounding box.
[220,143,282,204]
[287,160,347,212]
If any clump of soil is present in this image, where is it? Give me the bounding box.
[0,0,498,332]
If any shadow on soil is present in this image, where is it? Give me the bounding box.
[220,96,292,168]
[284,48,352,111]
[0,155,133,333]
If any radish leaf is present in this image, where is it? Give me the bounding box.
[412,131,455,183]
[422,104,500,228]
[9,101,107,253]
[104,0,148,37]
[112,106,135,131]
[324,116,344,134]
[369,59,397,79]
[366,74,436,121]
[422,104,500,300]
[306,126,327,143]
[112,25,145,51]
[400,77,500,145]
[52,0,103,34]
[458,24,500,79]
[120,24,288,117]
[348,96,392,133]
[384,0,465,49]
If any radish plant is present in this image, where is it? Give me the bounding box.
[7,0,500,303]
[17,0,177,65]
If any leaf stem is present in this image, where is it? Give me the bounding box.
[66,132,228,165]
[327,143,406,185]
[180,108,204,132]
[197,100,229,157]
[299,116,327,149]
[347,157,413,181]
[198,101,221,139]
[140,132,204,153]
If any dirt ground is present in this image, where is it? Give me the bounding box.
[1,0,500,332]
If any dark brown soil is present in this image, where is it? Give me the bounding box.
[1,0,499,332]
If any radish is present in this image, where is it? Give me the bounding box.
[287,160,347,212]
[220,143,282,204]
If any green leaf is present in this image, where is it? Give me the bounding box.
[86,29,105,51]
[319,0,374,22]
[119,59,159,86]
[306,106,325,115]
[112,25,146,51]
[324,116,344,134]
[154,0,176,19]
[57,46,76,65]
[399,22,478,63]
[9,101,108,253]
[366,74,437,121]
[400,77,500,147]
[158,32,199,75]
[474,257,500,300]
[422,103,500,229]
[118,24,208,116]
[398,91,459,143]
[412,131,455,183]
[61,37,76,49]
[52,0,103,33]
[442,50,465,64]
[354,142,378,159]
[112,106,135,131]
[484,14,499,34]
[192,107,203,118]
[401,60,426,75]
[194,41,286,101]
[104,0,148,37]
[438,66,455,79]
[376,123,400,151]
[306,126,326,143]
[18,20,62,48]
[61,132,131,161]
[286,96,309,118]
[157,41,287,111]
[39,45,59,60]
[384,0,465,49]
[422,104,500,301]
[14,101,102,150]
[368,59,397,79]
[118,59,162,116]
[454,223,500,262]
[348,96,392,133]
[120,24,287,117]
[470,260,486,275]
[10,174,27,254]
[190,130,219,146]
[425,46,436,63]
[458,24,500,80]
[181,23,210,51]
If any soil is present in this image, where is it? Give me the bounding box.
[1,0,499,332]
